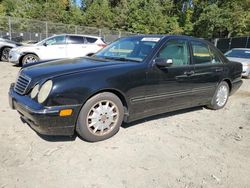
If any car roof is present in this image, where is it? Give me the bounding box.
[121,34,201,41]
[52,34,101,39]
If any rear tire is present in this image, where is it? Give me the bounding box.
[207,81,229,110]
[21,54,39,66]
[76,92,124,142]
[1,47,11,61]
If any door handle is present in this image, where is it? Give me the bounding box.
[215,68,223,72]
[184,70,195,76]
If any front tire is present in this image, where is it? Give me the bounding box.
[1,47,11,61]
[76,92,124,142]
[207,81,229,110]
[21,54,39,66]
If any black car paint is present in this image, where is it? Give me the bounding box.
[9,35,243,136]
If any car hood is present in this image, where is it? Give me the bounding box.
[0,40,21,47]
[11,44,37,52]
[21,57,134,80]
[227,57,250,65]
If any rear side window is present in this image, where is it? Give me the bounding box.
[191,41,211,64]
[68,36,85,44]
[209,46,222,64]
[101,38,106,43]
[86,37,97,43]
[191,41,222,64]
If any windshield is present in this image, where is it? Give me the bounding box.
[225,49,250,59]
[94,36,161,62]
[35,38,47,46]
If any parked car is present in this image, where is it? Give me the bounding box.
[225,48,250,78]
[8,34,106,66]
[0,38,22,61]
[9,35,242,142]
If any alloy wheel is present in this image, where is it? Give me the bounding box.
[86,100,119,136]
[215,85,229,107]
[1,47,11,61]
[23,55,38,64]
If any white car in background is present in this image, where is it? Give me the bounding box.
[9,34,106,66]
[225,48,250,78]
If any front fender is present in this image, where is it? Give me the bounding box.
[46,70,130,108]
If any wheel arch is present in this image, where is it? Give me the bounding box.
[0,45,12,52]
[75,88,130,127]
[222,78,232,93]
[87,89,129,115]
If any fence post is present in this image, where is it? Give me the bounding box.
[246,36,249,48]
[214,38,218,47]
[75,25,77,34]
[8,17,12,40]
[99,29,102,37]
[229,37,232,51]
[118,30,121,38]
[45,21,48,38]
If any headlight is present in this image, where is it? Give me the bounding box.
[31,84,39,99]
[37,80,53,103]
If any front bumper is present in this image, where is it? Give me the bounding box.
[9,84,82,136]
[242,66,250,77]
[8,50,21,64]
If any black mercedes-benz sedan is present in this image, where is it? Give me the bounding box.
[9,35,242,142]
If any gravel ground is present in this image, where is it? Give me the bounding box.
[0,62,250,188]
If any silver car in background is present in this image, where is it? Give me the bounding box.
[0,38,22,62]
[225,48,250,78]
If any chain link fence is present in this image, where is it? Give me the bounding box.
[207,36,250,53]
[0,16,133,43]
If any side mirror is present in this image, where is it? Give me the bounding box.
[154,58,173,67]
[43,43,47,47]
[86,53,95,57]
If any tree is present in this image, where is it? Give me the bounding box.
[126,0,182,34]
[112,0,129,29]
[83,0,114,28]
[0,0,249,37]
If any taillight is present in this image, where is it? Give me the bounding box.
[98,44,107,48]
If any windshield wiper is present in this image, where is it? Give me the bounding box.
[100,56,141,62]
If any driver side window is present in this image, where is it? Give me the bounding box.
[45,36,66,46]
[157,39,189,66]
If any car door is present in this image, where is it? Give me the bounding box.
[145,38,195,116]
[66,35,87,58]
[188,40,225,104]
[38,35,67,60]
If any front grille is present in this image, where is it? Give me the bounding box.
[14,74,31,95]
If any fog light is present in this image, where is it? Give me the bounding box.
[59,109,73,117]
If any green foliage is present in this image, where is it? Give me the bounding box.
[83,0,114,28]
[0,0,249,38]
